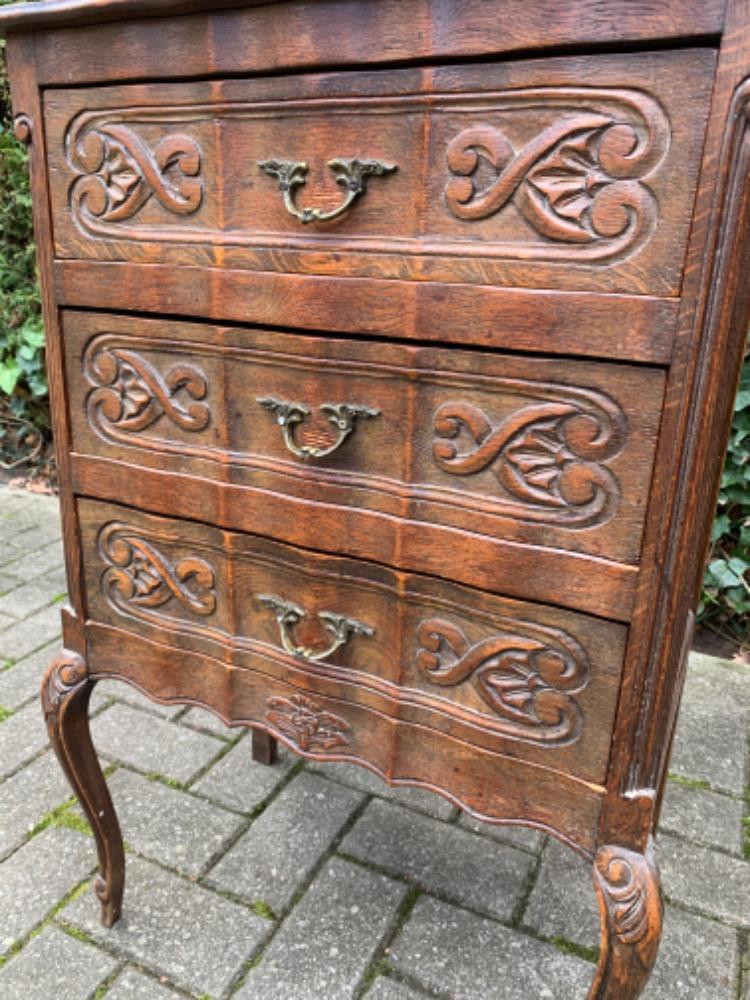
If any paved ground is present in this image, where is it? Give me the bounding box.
[0,484,747,1000]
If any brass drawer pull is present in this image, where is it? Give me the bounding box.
[258,594,374,662]
[257,157,396,224]
[257,397,379,460]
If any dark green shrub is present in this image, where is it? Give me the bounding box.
[0,38,48,469]
[699,349,750,648]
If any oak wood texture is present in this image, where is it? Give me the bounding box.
[85,621,605,854]
[78,496,628,783]
[41,650,125,926]
[54,261,680,363]
[4,0,750,996]
[63,309,664,577]
[0,1,726,74]
[44,51,715,296]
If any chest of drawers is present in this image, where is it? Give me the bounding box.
[3,1,749,996]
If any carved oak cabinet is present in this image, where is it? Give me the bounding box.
[2,0,749,995]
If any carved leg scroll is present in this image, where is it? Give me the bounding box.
[251,727,278,765]
[588,839,662,999]
[41,650,125,927]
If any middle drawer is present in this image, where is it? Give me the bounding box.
[64,310,665,620]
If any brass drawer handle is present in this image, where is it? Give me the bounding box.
[257,397,379,460]
[258,594,374,662]
[257,157,397,224]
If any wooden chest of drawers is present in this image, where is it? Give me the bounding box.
[3,1,749,996]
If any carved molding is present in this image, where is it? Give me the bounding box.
[433,387,626,527]
[61,88,669,267]
[13,113,32,145]
[593,842,662,951]
[415,616,589,744]
[445,88,669,261]
[41,650,88,720]
[67,118,203,232]
[98,522,217,623]
[266,694,351,752]
[85,339,210,442]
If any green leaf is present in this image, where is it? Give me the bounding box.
[0,359,21,395]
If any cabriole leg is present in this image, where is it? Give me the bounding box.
[41,650,125,927]
[251,727,278,765]
[588,839,662,999]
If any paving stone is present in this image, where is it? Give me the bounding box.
[366,979,427,1000]
[0,925,117,1000]
[458,813,545,853]
[90,702,224,784]
[0,570,25,596]
[310,760,455,820]
[0,700,50,780]
[105,967,182,999]
[192,736,296,813]
[660,782,744,855]
[238,857,407,1000]
[644,905,738,1000]
[205,770,364,913]
[523,838,599,948]
[659,833,750,928]
[0,567,67,620]
[91,680,185,719]
[1,540,65,581]
[390,894,592,999]
[0,602,63,663]
[0,639,58,711]
[90,768,245,877]
[341,798,533,922]
[63,856,270,998]
[0,827,95,949]
[179,705,240,738]
[670,655,749,795]
[0,750,72,859]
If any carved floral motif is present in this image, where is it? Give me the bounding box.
[67,120,203,229]
[99,522,216,620]
[432,388,626,526]
[415,617,589,744]
[85,339,210,441]
[266,694,351,752]
[445,89,669,259]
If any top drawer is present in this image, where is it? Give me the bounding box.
[44,48,715,297]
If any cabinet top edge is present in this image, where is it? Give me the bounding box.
[0,0,278,34]
[0,0,727,42]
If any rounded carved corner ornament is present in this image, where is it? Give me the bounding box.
[13,113,32,145]
[41,649,88,718]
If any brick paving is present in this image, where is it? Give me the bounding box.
[0,484,746,1000]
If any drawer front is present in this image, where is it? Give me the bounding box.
[45,49,714,296]
[65,311,665,573]
[79,498,627,784]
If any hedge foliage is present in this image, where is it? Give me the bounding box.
[0,42,747,644]
[0,40,48,468]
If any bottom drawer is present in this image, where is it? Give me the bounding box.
[85,621,603,855]
[78,497,627,785]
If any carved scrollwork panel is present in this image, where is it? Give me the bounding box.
[266,694,351,752]
[84,337,211,443]
[67,118,203,233]
[432,383,627,527]
[444,87,670,262]
[415,616,589,744]
[98,522,217,625]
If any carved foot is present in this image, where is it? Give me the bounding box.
[588,839,662,999]
[251,727,278,765]
[41,650,125,927]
